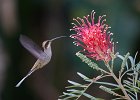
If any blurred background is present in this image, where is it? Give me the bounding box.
[0,0,140,100]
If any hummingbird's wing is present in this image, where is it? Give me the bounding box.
[19,35,47,60]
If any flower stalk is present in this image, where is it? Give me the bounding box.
[105,63,131,100]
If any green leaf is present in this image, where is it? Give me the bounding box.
[94,81,119,88]
[68,80,82,86]
[119,52,130,75]
[137,80,140,88]
[76,52,99,70]
[82,93,104,100]
[66,85,87,88]
[123,80,133,85]
[117,55,128,70]
[66,89,81,92]
[136,62,140,72]
[125,89,135,97]
[112,98,125,100]
[99,86,121,97]
[128,56,135,68]
[128,94,135,100]
[63,92,77,96]
[59,93,78,99]
[77,72,90,81]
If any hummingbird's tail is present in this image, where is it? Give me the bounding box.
[15,69,36,87]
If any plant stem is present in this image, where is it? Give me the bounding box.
[106,63,131,100]
[111,72,131,100]
[98,67,110,75]
[76,81,94,100]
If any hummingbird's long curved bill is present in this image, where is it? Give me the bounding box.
[50,36,67,41]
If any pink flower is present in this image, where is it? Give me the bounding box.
[70,10,114,62]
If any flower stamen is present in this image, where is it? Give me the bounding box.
[70,10,114,62]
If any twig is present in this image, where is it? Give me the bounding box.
[106,63,131,100]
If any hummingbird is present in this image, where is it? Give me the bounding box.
[16,35,66,87]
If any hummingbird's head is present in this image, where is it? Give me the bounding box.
[42,36,66,49]
[42,40,51,49]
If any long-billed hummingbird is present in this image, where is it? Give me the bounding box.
[16,35,66,87]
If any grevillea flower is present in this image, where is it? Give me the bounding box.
[70,10,114,62]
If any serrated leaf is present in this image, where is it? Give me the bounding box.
[76,52,99,70]
[99,86,121,97]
